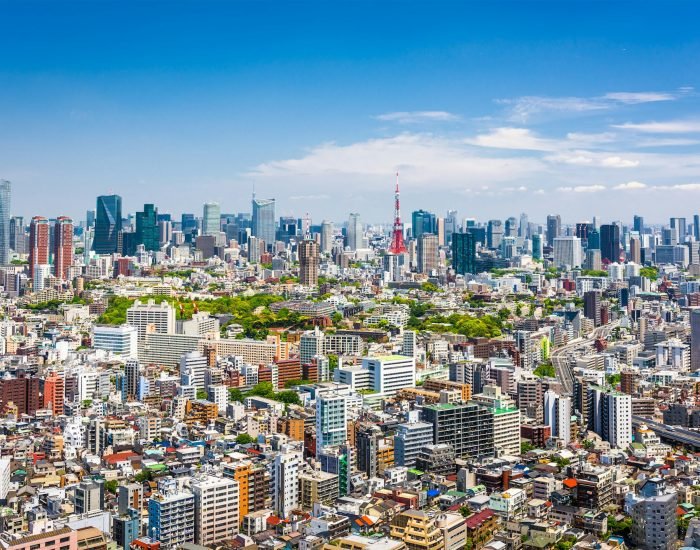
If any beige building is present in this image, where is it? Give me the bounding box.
[390,510,443,550]
[190,475,239,546]
[299,471,339,510]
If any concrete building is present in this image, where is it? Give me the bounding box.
[127,299,176,340]
[93,325,138,359]
[148,481,195,547]
[627,477,677,550]
[316,393,347,455]
[422,402,494,460]
[273,451,301,518]
[191,475,239,546]
[544,390,572,445]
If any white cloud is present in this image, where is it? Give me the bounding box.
[556,185,606,193]
[374,111,459,124]
[498,96,609,122]
[613,181,647,190]
[613,120,700,133]
[545,151,639,168]
[664,183,700,191]
[603,92,677,104]
[565,132,617,145]
[601,156,639,168]
[466,127,558,151]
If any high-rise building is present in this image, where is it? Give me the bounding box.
[531,234,543,260]
[316,393,347,455]
[544,390,571,445]
[394,420,434,467]
[363,355,416,396]
[487,219,503,249]
[346,213,362,250]
[252,197,276,247]
[202,202,221,236]
[422,402,494,460]
[671,217,687,242]
[633,215,644,235]
[629,235,642,264]
[124,359,140,401]
[298,239,320,286]
[417,233,439,274]
[320,220,333,253]
[584,290,602,327]
[29,216,50,278]
[588,385,632,448]
[93,194,122,254]
[546,214,561,247]
[452,232,476,275]
[0,180,10,265]
[9,216,25,254]
[53,216,73,279]
[412,210,436,238]
[273,450,301,518]
[93,325,139,359]
[74,479,105,515]
[33,264,51,292]
[691,308,700,371]
[136,204,159,250]
[126,299,176,340]
[191,475,239,546]
[600,224,621,263]
[628,477,677,550]
[180,351,207,391]
[553,236,582,268]
[43,371,65,416]
[445,210,458,245]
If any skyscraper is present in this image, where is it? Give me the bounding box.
[53,216,74,279]
[670,217,686,242]
[553,236,582,268]
[9,216,25,255]
[298,239,320,286]
[531,234,543,260]
[417,233,439,274]
[320,220,333,253]
[633,215,644,235]
[346,213,362,250]
[316,393,347,455]
[93,195,122,254]
[29,216,50,278]
[695,214,700,241]
[691,308,700,371]
[136,204,159,251]
[487,219,504,249]
[412,210,436,238]
[252,197,276,246]
[600,224,621,263]
[0,180,10,265]
[452,232,476,275]
[546,214,561,247]
[202,202,221,236]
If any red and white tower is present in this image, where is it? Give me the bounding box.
[388,172,407,254]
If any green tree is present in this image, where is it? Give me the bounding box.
[105,480,119,494]
[235,433,255,445]
[640,266,659,281]
[533,363,555,378]
[134,469,153,483]
[274,390,302,406]
[228,388,244,403]
[196,389,208,400]
[248,382,275,398]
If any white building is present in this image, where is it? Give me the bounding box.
[33,264,51,292]
[273,451,302,518]
[544,390,571,445]
[363,355,416,396]
[190,475,239,546]
[180,351,208,391]
[553,236,582,268]
[127,299,176,340]
[93,325,138,359]
[0,457,10,501]
[207,385,228,414]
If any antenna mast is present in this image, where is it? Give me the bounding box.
[388,172,407,254]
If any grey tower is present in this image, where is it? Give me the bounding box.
[0,180,9,265]
[252,197,275,247]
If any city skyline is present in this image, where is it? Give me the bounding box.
[2,1,700,220]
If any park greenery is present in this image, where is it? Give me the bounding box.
[533,363,556,378]
[228,381,302,406]
[640,266,659,280]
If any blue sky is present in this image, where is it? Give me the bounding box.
[2,0,700,224]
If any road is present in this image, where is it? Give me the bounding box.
[550,320,620,395]
[632,416,700,450]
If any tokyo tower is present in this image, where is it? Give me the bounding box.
[388,172,407,254]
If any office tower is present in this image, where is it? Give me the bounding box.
[417,233,438,274]
[273,451,301,517]
[402,330,416,358]
[252,197,276,246]
[452,232,476,275]
[531,234,542,260]
[320,220,333,253]
[0,181,9,265]
[486,219,503,249]
[552,236,582,268]
[43,371,65,416]
[633,215,644,235]
[670,217,687,242]
[445,210,458,245]
[202,202,221,236]
[158,219,172,245]
[629,235,641,264]
[181,212,197,236]
[247,235,261,263]
[584,291,602,327]
[546,214,561,247]
[93,325,138,359]
[53,216,73,279]
[412,209,436,237]
[518,213,529,238]
[628,478,677,550]
[32,264,50,292]
[9,216,25,254]
[692,309,700,371]
[126,299,176,340]
[298,239,320,286]
[600,224,621,263]
[544,390,571,445]
[346,213,362,250]
[135,204,159,250]
[575,222,589,243]
[587,228,600,250]
[436,217,445,246]
[422,402,494,460]
[148,481,195,546]
[123,359,140,401]
[29,216,50,278]
[180,351,207,391]
[191,476,239,545]
[585,249,602,271]
[93,194,122,254]
[695,214,700,241]
[662,227,677,246]
[472,385,520,456]
[316,393,347,454]
[85,209,96,228]
[504,216,518,237]
[362,355,416,396]
[394,420,434,466]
